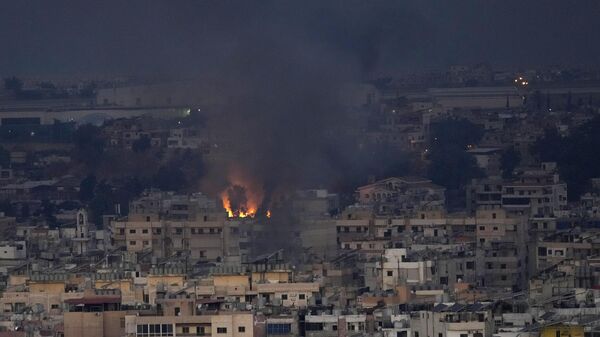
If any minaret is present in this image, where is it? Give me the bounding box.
[74,209,91,255]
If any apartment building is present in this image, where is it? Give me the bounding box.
[111,191,243,264]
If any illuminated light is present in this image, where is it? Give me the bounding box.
[266,210,272,218]
[220,169,264,219]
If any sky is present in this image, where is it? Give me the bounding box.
[1,0,600,77]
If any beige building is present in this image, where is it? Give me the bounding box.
[356,177,445,215]
[111,191,243,264]
[125,312,254,337]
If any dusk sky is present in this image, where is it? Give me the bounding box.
[1,0,600,77]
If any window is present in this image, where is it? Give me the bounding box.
[479,226,485,230]
[143,240,149,246]
[238,326,245,333]
[129,229,136,234]
[51,304,59,309]
[493,226,498,231]
[196,327,205,336]
[146,216,150,222]
[142,229,149,234]
[281,294,288,300]
[299,294,306,300]
[183,327,190,334]
[460,334,468,337]
[174,307,180,316]
[129,241,136,245]
[305,323,323,331]
[466,261,475,269]
[217,327,227,334]
[501,275,507,281]
[387,271,393,276]
[137,324,173,337]
[501,264,506,269]
[267,324,291,335]
[492,213,497,219]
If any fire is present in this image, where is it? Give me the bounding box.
[220,168,263,218]
[221,187,257,218]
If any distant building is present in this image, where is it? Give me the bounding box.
[356,177,445,215]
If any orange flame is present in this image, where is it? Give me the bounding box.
[221,189,257,218]
[220,168,263,218]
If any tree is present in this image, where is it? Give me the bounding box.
[72,124,105,167]
[20,203,30,218]
[430,117,484,149]
[0,199,14,216]
[533,90,542,111]
[427,117,485,190]
[4,76,23,92]
[112,176,147,215]
[532,116,600,199]
[500,147,521,179]
[39,81,56,90]
[132,135,151,153]
[0,146,10,168]
[427,146,483,189]
[79,174,97,203]
[79,82,96,98]
[40,199,57,227]
[89,181,114,227]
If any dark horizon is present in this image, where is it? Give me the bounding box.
[1,0,600,78]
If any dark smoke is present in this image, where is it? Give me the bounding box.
[226,185,248,216]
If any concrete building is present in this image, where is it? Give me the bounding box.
[0,242,26,260]
[63,289,126,337]
[111,191,242,264]
[356,177,445,216]
[502,164,568,217]
[410,303,494,337]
